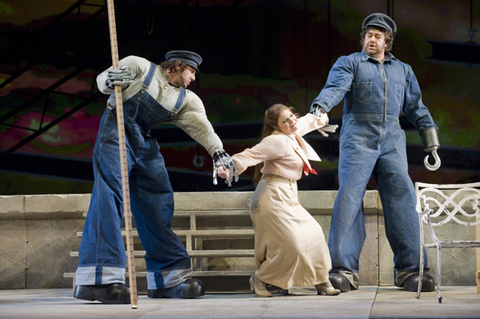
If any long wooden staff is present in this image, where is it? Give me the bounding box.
[106,0,138,309]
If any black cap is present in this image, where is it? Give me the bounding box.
[362,13,397,36]
[165,50,202,73]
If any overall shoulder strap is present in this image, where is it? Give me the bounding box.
[141,62,157,89]
[173,87,185,113]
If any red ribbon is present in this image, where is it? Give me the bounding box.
[303,163,318,176]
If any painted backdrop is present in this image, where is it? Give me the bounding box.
[0,0,479,194]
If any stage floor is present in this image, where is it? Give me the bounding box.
[1,286,479,318]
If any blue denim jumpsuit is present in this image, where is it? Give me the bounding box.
[311,51,436,288]
[75,63,192,290]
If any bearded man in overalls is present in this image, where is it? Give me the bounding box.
[311,13,439,293]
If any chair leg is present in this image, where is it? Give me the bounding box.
[437,246,442,303]
[416,247,425,299]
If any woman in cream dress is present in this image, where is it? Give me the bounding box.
[219,103,340,297]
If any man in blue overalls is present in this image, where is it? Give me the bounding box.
[74,51,237,303]
[311,13,440,292]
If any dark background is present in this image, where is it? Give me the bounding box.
[0,0,479,195]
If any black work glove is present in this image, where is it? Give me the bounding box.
[420,127,441,171]
[420,127,440,152]
[212,150,238,187]
[105,66,135,90]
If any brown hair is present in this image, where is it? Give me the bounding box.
[360,26,394,52]
[252,103,299,185]
[159,60,193,74]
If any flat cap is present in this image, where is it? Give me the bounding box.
[165,50,202,73]
[362,13,397,36]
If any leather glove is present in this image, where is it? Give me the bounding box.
[420,126,441,171]
[212,150,238,187]
[420,127,440,152]
[105,66,136,90]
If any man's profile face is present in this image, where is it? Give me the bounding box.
[167,65,196,88]
[363,28,387,59]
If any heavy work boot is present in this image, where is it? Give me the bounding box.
[329,273,354,292]
[148,278,205,299]
[402,273,435,292]
[74,283,131,304]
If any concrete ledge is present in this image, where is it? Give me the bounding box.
[25,194,91,219]
[0,194,91,220]
[173,190,380,215]
[0,195,25,220]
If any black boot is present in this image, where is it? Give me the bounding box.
[74,283,130,304]
[148,278,205,299]
[402,273,435,292]
[329,273,353,292]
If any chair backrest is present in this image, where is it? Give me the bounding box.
[415,182,480,227]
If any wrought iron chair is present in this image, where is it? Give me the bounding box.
[415,182,480,303]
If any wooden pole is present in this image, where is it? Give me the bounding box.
[105,0,138,308]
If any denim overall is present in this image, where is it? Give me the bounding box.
[311,51,435,288]
[75,63,192,290]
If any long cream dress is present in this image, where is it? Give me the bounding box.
[232,114,332,289]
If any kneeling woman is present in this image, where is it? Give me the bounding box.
[219,103,340,297]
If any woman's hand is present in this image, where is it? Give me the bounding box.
[316,113,339,137]
[217,166,230,179]
[316,112,329,126]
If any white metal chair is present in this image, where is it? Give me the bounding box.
[415,182,480,303]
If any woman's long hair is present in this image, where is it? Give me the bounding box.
[252,103,298,185]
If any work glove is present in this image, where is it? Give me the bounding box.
[212,150,238,187]
[420,126,441,171]
[317,124,339,137]
[105,66,136,90]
